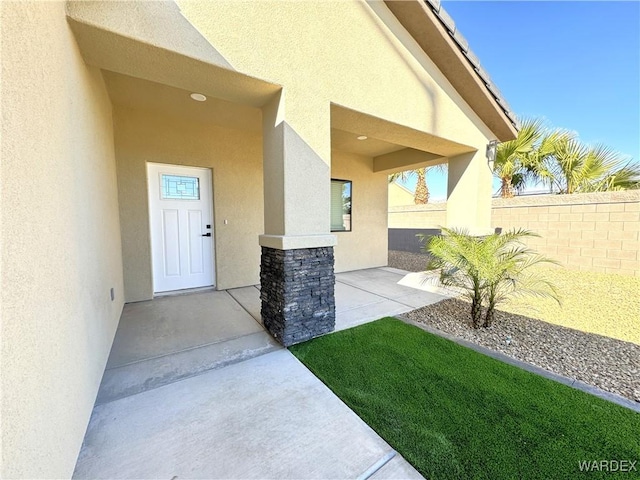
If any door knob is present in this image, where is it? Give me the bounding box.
[201,233,211,237]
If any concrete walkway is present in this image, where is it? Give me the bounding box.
[227,267,448,332]
[74,267,449,479]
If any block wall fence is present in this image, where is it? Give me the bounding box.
[388,191,640,276]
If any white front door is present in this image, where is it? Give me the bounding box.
[147,163,215,293]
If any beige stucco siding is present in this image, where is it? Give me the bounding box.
[332,151,388,272]
[66,0,500,238]
[1,2,124,477]
[388,182,416,207]
[114,107,264,301]
[115,109,388,297]
[177,0,494,152]
[176,1,495,237]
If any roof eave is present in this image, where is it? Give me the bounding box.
[385,0,518,142]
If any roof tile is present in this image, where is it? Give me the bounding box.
[463,48,480,69]
[424,0,517,129]
[451,29,469,53]
[425,0,441,13]
[435,7,456,33]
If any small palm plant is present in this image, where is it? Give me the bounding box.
[423,228,561,328]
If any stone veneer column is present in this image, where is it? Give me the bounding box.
[260,92,336,346]
[260,246,335,346]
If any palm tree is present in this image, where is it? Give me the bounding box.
[493,118,544,198]
[494,118,638,196]
[544,140,640,194]
[596,162,640,191]
[424,228,560,328]
[524,128,576,191]
[388,164,446,204]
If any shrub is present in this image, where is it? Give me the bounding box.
[422,228,561,328]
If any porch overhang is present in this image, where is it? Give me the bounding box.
[331,104,475,174]
[66,1,281,108]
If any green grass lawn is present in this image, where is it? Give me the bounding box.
[290,318,640,480]
[501,267,640,345]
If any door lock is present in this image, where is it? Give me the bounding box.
[201,233,212,237]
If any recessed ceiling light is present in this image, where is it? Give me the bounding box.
[190,93,207,102]
[357,135,368,140]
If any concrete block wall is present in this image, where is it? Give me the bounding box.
[388,191,640,276]
[388,203,447,229]
[491,191,639,276]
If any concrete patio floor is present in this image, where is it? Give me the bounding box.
[227,267,449,332]
[74,267,449,479]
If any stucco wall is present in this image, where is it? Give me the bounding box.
[332,151,388,272]
[388,182,415,207]
[114,105,391,298]
[114,106,264,301]
[1,2,124,477]
[66,0,501,240]
[178,0,498,241]
[177,0,495,153]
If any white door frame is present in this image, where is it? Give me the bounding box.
[146,163,215,293]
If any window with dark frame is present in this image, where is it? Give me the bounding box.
[330,179,352,232]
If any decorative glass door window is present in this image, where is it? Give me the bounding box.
[161,174,200,200]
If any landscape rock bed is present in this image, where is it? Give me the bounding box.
[388,250,432,272]
[405,298,640,403]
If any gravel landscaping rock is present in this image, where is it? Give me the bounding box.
[405,298,640,404]
[388,250,432,272]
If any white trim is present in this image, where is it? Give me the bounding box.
[258,234,337,250]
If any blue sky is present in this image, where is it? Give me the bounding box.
[398,1,640,200]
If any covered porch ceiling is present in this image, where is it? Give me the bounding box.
[103,71,472,177]
[330,104,476,174]
[69,1,485,177]
[67,1,282,109]
[103,71,262,132]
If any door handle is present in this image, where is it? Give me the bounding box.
[201,233,211,237]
